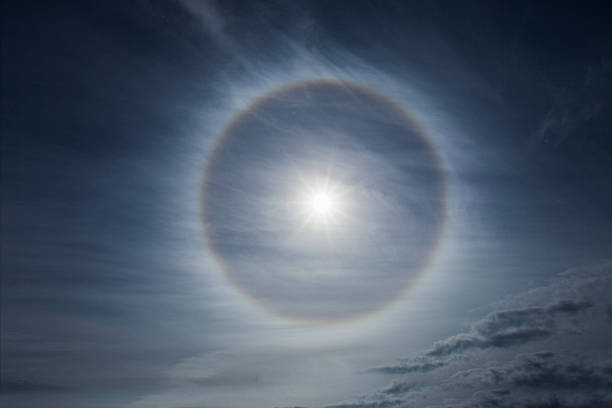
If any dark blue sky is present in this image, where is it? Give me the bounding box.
[2,1,612,407]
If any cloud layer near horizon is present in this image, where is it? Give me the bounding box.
[327,261,612,408]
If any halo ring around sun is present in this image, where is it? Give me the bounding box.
[201,79,447,325]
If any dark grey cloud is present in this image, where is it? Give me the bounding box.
[380,381,418,396]
[274,406,308,408]
[442,352,612,407]
[447,391,612,408]
[426,299,592,357]
[326,400,405,408]
[373,299,592,377]
[331,351,612,408]
[485,352,612,390]
[329,264,612,408]
[372,359,447,375]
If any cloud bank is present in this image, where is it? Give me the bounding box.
[326,261,612,408]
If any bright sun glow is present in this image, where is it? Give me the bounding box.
[308,190,336,217]
[296,179,346,229]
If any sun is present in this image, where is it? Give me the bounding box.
[307,189,337,219]
[295,179,346,228]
